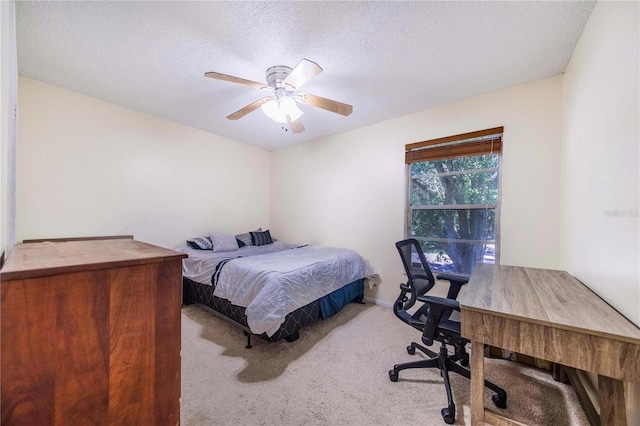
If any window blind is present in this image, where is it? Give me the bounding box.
[405,126,503,164]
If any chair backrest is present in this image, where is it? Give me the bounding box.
[395,239,436,310]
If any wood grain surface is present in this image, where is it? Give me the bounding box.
[23,235,134,243]
[1,239,185,425]
[599,375,626,426]
[461,309,640,382]
[470,341,485,426]
[459,264,640,343]
[0,239,187,281]
[154,260,182,425]
[460,263,640,426]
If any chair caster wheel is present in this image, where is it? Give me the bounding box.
[441,407,455,424]
[389,370,398,382]
[492,393,507,409]
[406,345,416,355]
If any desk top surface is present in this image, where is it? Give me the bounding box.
[459,263,640,344]
[1,239,187,281]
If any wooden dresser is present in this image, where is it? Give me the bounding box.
[0,237,187,425]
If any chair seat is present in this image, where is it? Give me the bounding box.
[411,307,461,336]
[439,317,461,335]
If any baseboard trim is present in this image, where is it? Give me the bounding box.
[364,296,393,309]
[565,366,599,426]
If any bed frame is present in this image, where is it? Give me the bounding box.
[182,277,364,347]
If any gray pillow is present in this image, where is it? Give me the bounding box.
[250,229,273,246]
[209,231,239,252]
[235,228,262,247]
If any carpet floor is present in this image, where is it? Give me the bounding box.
[180,302,588,426]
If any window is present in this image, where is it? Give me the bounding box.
[406,127,502,276]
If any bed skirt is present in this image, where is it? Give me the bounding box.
[182,277,364,342]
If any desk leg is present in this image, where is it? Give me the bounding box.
[598,375,627,426]
[471,340,485,426]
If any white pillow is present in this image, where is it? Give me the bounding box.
[209,231,239,252]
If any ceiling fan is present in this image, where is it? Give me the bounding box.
[204,59,353,134]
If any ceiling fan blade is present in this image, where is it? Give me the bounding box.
[283,59,323,91]
[205,71,269,90]
[296,93,353,116]
[287,115,305,134]
[226,97,272,120]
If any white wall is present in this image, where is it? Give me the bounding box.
[561,1,639,327]
[271,76,563,305]
[0,2,7,259]
[17,77,270,249]
[1,1,18,259]
[561,3,639,420]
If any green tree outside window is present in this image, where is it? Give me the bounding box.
[410,154,499,275]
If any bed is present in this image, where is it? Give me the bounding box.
[181,240,379,346]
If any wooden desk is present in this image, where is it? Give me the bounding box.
[459,264,640,426]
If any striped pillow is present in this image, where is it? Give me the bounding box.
[186,237,212,250]
[235,228,262,247]
[250,229,273,246]
[209,232,239,252]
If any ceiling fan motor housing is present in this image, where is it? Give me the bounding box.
[265,65,293,89]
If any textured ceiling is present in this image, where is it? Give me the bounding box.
[16,1,595,151]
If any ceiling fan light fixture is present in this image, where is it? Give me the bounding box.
[261,96,303,124]
[272,112,287,124]
[280,96,303,121]
[279,96,296,113]
[261,98,279,120]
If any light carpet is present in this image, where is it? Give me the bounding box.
[181,302,588,426]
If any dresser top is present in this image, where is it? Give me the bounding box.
[1,239,187,281]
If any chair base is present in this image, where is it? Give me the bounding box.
[389,341,507,424]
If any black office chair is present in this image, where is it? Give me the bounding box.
[389,238,507,424]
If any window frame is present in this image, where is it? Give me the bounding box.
[405,132,503,278]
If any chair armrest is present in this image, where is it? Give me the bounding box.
[435,273,469,284]
[435,273,469,300]
[416,295,460,346]
[417,295,460,311]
